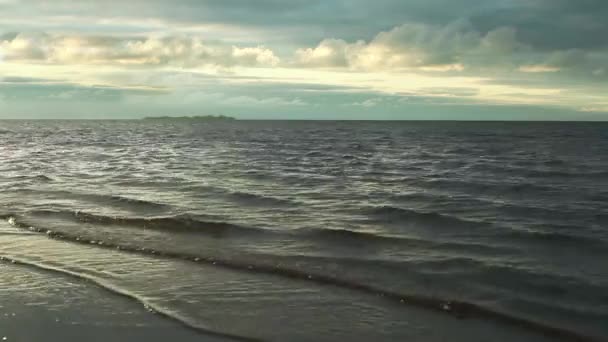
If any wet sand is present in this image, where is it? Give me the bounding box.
[0,262,226,342]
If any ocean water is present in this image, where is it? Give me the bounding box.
[0,120,606,341]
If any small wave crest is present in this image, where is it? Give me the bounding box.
[419,179,559,197]
[299,227,510,255]
[25,209,267,236]
[363,205,486,229]
[105,195,169,208]
[503,228,607,249]
[32,174,53,182]
[12,189,172,211]
[6,174,54,182]
[227,191,296,207]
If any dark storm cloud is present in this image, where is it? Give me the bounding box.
[2,0,607,50]
[469,0,608,50]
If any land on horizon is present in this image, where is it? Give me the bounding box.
[142,115,236,121]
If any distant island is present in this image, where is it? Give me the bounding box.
[143,115,236,121]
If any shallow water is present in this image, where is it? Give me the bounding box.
[0,120,606,341]
[0,259,214,342]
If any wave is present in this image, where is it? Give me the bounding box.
[13,189,171,211]
[385,192,601,229]
[588,193,608,203]
[22,209,512,256]
[543,159,567,166]
[185,185,299,208]
[106,195,170,208]
[241,170,274,180]
[363,205,487,229]
[109,177,192,188]
[503,229,607,249]
[6,174,53,182]
[24,210,268,237]
[299,227,442,248]
[33,175,53,182]
[0,256,260,342]
[4,217,601,342]
[416,179,568,199]
[227,191,296,207]
[298,227,509,254]
[468,162,608,180]
[520,169,608,179]
[21,209,501,253]
[305,151,324,157]
[302,227,404,241]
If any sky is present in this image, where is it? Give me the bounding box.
[0,0,607,120]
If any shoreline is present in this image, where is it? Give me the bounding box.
[0,261,227,342]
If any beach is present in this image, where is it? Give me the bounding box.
[0,259,218,342]
[0,219,561,342]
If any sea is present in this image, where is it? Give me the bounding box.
[0,120,606,342]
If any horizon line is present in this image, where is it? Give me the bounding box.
[1,118,608,123]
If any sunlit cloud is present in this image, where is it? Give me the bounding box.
[0,33,279,68]
[519,65,561,73]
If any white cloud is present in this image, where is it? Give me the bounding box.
[293,23,529,71]
[291,21,603,80]
[579,106,608,113]
[232,46,280,67]
[222,95,306,106]
[294,39,358,67]
[419,64,465,72]
[351,98,381,107]
[0,33,280,68]
[593,68,605,76]
[46,90,78,99]
[126,89,307,108]
[0,32,48,61]
[519,65,560,73]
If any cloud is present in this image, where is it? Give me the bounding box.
[470,0,608,51]
[294,39,354,67]
[0,76,58,83]
[2,0,608,52]
[231,46,279,66]
[0,32,279,68]
[292,21,608,82]
[0,0,485,43]
[0,76,165,101]
[579,106,608,113]
[541,49,608,78]
[293,22,530,71]
[518,65,560,73]
[125,86,308,108]
[420,87,479,97]
[222,95,306,106]
[351,98,381,107]
[0,32,48,60]
[2,3,606,78]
